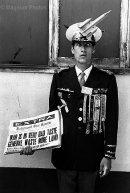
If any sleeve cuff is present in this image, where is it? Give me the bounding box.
[104,144,116,159]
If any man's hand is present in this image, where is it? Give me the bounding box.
[20,146,35,155]
[99,157,112,178]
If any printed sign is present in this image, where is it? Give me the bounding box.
[4,110,62,154]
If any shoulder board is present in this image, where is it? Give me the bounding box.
[55,67,70,74]
[100,69,113,75]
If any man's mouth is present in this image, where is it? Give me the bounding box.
[80,54,86,57]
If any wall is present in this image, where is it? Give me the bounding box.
[0,71,130,172]
[0,71,53,168]
[113,74,130,172]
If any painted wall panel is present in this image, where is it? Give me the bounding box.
[0,72,54,168]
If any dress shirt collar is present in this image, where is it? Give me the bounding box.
[75,65,93,80]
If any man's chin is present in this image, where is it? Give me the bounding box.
[79,59,87,64]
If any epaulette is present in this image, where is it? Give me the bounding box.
[100,69,113,75]
[55,67,70,74]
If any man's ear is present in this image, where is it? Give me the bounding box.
[92,46,95,54]
[71,46,74,54]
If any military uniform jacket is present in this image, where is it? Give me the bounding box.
[49,66,118,171]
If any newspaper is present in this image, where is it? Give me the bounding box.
[4,110,63,154]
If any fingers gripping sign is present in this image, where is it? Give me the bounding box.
[20,146,35,155]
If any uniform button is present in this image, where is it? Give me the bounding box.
[78,117,82,121]
[78,126,82,130]
[79,108,82,111]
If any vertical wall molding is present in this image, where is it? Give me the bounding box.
[49,0,59,66]
[120,0,130,67]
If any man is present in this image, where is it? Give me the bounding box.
[21,11,118,193]
[49,12,118,193]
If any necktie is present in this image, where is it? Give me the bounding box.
[79,72,85,87]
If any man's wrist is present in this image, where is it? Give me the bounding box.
[104,154,115,160]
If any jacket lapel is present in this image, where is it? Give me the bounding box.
[84,66,99,88]
[69,66,81,93]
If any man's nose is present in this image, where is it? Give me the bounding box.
[80,46,86,51]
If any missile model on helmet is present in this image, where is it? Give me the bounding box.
[79,10,111,34]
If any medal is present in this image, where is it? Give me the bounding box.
[85,95,92,134]
[86,123,90,134]
[100,94,106,121]
[99,94,107,133]
[60,99,69,113]
[93,94,100,134]
[83,95,88,123]
[58,91,69,113]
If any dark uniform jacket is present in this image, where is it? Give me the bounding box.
[49,66,118,171]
